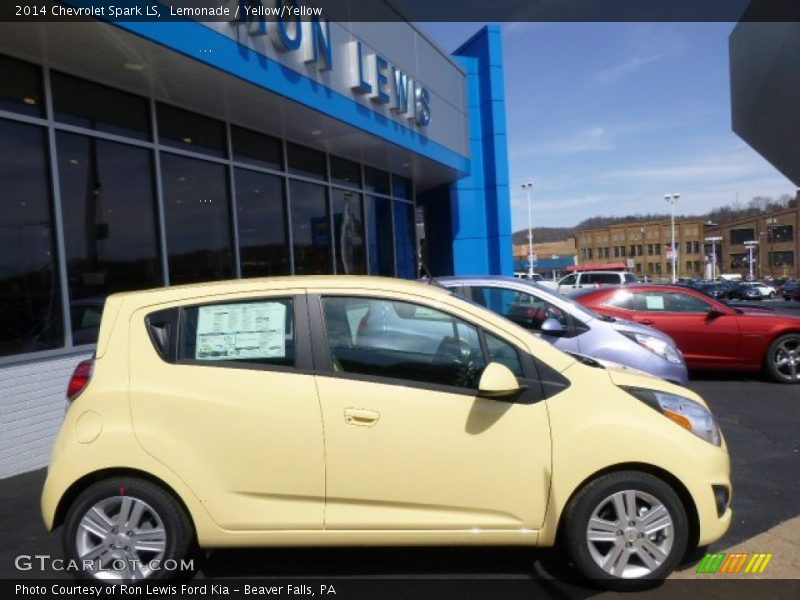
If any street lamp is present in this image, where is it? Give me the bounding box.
[705,236,722,281]
[522,182,534,278]
[744,240,759,281]
[664,193,680,283]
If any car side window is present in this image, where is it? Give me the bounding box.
[560,274,577,286]
[632,292,710,313]
[322,297,487,390]
[484,331,524,377]
[594,273,619,285]
[605,290,636,310]
[178,298,295,367]
[470,286,568,331]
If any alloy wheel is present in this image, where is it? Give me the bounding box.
[75,495,167,580]
[772,335,800,381]
[585,490,674,578]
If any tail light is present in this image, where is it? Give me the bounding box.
[67,359,94,402]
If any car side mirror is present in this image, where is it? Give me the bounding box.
[540,317,567,336]
[706,307,725,318]
[477,362,520,399]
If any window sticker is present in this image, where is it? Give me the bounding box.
[644,295,665,310]
[195,302,287,360]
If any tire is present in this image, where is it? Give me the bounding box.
[769,292,776,299]
[562,471,689,591]
[63,477,196,582]
[765,333,800,384]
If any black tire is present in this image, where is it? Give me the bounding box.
[765,333,800,384]
[63,477,196,582]
[562,471,689,591]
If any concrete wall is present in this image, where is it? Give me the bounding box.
[0,353,91,478]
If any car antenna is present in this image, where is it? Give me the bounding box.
[419,257,448,291]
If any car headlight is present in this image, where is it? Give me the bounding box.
[622,387,722,446]
[619,331,683,364]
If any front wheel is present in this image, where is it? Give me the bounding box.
[63,477,196,582]
[766,333,800,383]
[562,471,689,591]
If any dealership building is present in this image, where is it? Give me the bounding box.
[0,8,512,477]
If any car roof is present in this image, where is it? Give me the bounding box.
[107,275,453,305]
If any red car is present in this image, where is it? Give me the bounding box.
[573,284,800,383]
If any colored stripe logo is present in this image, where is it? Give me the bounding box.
[696,552,773,574]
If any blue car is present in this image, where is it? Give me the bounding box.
[436,276,688,385]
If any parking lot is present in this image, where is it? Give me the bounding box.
[1,294,798,597]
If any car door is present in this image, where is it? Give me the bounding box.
[310,293,552,531]
[625,290,740,367]
[557,273,578,294]
[466,284,581,353]
[128,292,325,531]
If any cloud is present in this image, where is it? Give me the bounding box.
[513,125,613,156]
[594,49,674,84]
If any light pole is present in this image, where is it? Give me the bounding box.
[744,240,759,281]
[522,182,534,278]
[705,236,722,281]
[664,193,680,283]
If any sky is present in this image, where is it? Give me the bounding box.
[418,22,797,231]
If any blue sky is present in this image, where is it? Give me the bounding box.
[419,22,797,230]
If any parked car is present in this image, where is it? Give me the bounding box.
[43,276,730,588]
[573,284,800,383]
[692,283,728,301]
[781,280,800,301]
[539,270,638,295]
[437,276,687,385]
[512,272,544,282]
[727,282,765,301]
[746,282,778,299]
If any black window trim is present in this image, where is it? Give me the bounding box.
[307,293,549,404]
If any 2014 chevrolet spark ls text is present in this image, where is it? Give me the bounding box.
[41,276,731,590]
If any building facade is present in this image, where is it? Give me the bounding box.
[576,220,706,280]
[704,205,800,280]
[0,11,513,477]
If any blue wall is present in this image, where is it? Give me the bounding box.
[450,25,514,276]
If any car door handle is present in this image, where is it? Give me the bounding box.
[638,318,655,325]
[344,408,380,427]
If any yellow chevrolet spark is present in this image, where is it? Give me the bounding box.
[42,276,731,588]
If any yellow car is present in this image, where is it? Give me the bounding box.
[41,276,731,589]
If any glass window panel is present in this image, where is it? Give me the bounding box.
[235,168,289,277]
[0,120,63,356]
[392,174,412,199]
[0,55,44,117]
[287,142,326,180]
[161,154,234,284]
[157,104,226,158]
[51,72,150,140]
[364,166,390,195]
[393,201,416,279]
[470,286,568,331]
[730,228,756,245]
[290,179,331,274]
[485,332,523,377]
[231,125,282,170]
[57,133,162,344]
[366,195,394,276]
[179,298,294,367]
[331,189,366,275]
[329,155,361,188]
[323,297,486,389]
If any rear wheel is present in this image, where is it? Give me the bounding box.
[766,333,800,383]
[562,471,688,591]
[63,477,196,582]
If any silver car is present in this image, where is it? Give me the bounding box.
[436,276,688,385]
